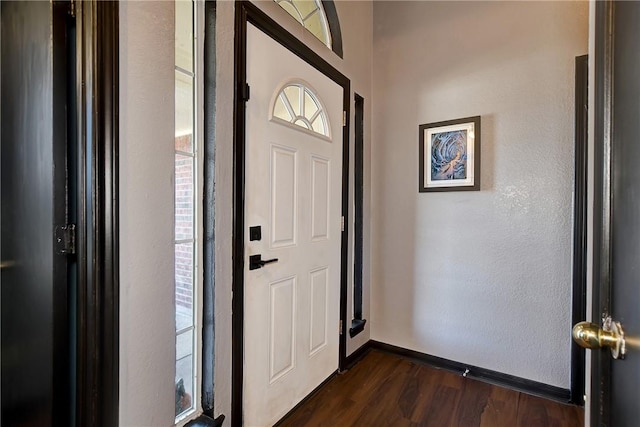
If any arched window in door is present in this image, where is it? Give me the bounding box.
[272,81,331,139]
[273,0,343,58]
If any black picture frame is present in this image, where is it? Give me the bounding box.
[419,116,481,192]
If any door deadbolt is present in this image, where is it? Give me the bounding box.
[249,226,262,241]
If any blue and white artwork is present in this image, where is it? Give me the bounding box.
[431,130,467,181]
[419,116,479,192]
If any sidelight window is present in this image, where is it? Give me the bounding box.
[175,0,200,422]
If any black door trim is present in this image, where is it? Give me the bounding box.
[53,2,73,423]
[570,54,588,406]
[203,0,217,417]
[350,93,366,338]
[591,0,614,425]
[233,2,351,426]
[320,0,343,59]
[74,1,120,425]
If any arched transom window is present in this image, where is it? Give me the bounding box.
[272,82,330,139]
[274,0,332,48]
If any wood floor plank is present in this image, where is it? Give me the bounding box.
[479,382,518,427]
[422,385,461,427]
[409,366,448,423]
[516,393,551,427]
[397,372,420,419]
[351,358,415,425]
[276,350,584,427]
[452,378,492,427]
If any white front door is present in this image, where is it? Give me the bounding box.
[243,24,344,427]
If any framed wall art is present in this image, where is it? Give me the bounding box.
[419,116,481,192]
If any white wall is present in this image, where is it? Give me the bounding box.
[213,1,373,423]
[371,1,588,388]
[119,1,176,425]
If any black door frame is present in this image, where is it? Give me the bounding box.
[232,2,351,425]
[591,0,614,425]
[0,1,119,424]
[74,1,120,425]
[570,54,588,406]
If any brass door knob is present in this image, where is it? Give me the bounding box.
[572,316,626,360]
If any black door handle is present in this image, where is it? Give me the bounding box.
[249,254,279,270]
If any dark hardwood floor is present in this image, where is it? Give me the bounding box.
[278,350,584,427]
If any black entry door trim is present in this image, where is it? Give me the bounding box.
[233,3,351,426]
[570,54,588,406]
[591,0,614,425]
[74,2,120,425]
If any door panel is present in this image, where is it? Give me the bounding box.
[1,1,70,425]
[309,267,329,355]
[610,1,640,426]
[244,23,343,426]
[590,1,640,426]
[271,146,298,248]
[311,157,330,241]
[269,276,296,382]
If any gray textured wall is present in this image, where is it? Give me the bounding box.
[119,1,176,424]
[371,1,588,388]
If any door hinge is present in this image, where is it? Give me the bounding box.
[343,111,347,127]
[341,216,345,232]
[241,83,251,102]
[55,224,76,255]
[69,0,76,17]
[340,320,343,335]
